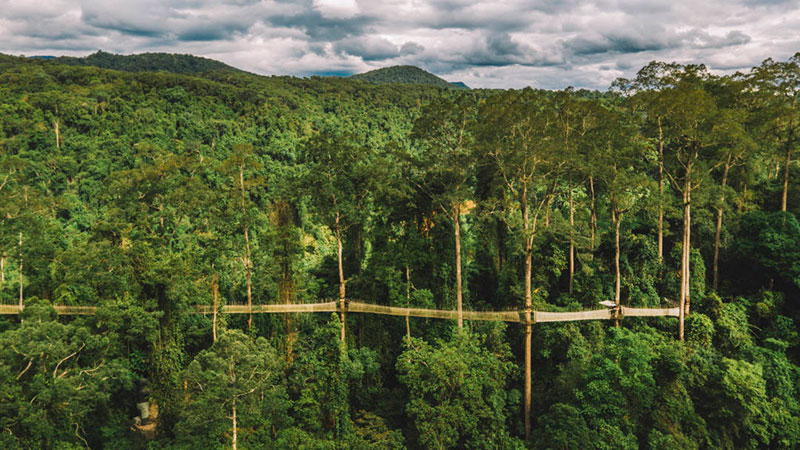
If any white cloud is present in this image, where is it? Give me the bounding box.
[314,0,360,19]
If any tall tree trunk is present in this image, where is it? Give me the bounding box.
[544,197,551,228]
[524,319,532,442]
[406,264,412,344]
[685,188,692,316]
[239,165,253,330]
[614,210,622,327]
[336,219,346,344]
[276,200,296,362]
[454,203,463,328]
[54,119,60,150]
[679,186,690,342]
[658,118,664,262]
[782,148,791,212]
[158,201,164,232]
[231,396,237,450]
[212,273,219,342]
[521,184,534,442]
[589,176,597,252]
[1,254,5,289]
[18,232,23,311]
[568,179,574,294]
[713,161,730,292]
[740,182,747,213]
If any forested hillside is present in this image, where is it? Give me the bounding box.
[0,53,799,449]
[351,65,469,89]
[54,50,240,75]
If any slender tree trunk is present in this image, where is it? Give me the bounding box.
[782,148,791,212]
[454,203,463,328]
[336,220,346,344]
[544,197,551,228]
[713,161,730,292]
[355,227,363,277]
[614,210,622,327]
[405,264,412,344]
[740,182,747,213]
[1,254,5,289]
[54,119,60,150]
[231,396,237,450]
[589,176,597,251]
[568,179,574,294]
[685,188,691,316]
[658,118,664,262]
[524,319,532,442]
[679,187,690,342]
[159,201,164,232]
[212,273,219,342]
[713,205,723,292]
[239,165,253,330]
[277,199,296,362]
[521,185,534,442]
[18,232,23,311]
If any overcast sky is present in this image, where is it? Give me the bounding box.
[1,0,799,89]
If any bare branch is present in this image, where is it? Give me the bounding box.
[53,342,86,379]
[17,359,32,380]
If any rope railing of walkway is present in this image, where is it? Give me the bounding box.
[0,300,680,322]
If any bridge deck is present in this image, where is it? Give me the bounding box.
[0,302,679,323]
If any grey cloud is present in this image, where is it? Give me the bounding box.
[687,30,751,48]
[80,3,170,38]
[451,32,562,68]
[177,22,253,42]
[487,33,524,57]
[80,0,288,42]
[567,33,673,56]
[334,36,401,60]
[565,28,752,57]
[266,2,375,42]
[400,42,424,56]
[268,13,372,41]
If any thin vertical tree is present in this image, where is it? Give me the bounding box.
[304,132,374,344]
[748,53,800,212]
[479,88,559,441]
[223,144,266,330]
[613,62,682,263]
[410,94,478,328]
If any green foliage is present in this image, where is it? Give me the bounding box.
[1,51,800,449]
[0,299,136,448]
[176,329,289,448]
[733,211,800,288]
[397,327,522,449]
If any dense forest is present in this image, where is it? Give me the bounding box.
[0,51,799,449]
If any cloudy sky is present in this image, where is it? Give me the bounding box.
[1,0,799,89]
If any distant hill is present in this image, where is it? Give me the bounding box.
[351,65,469,89]
[53,51,239,75]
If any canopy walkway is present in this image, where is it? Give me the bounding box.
[0,300,679,323]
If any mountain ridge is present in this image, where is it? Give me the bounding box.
[51,50,240,75]
[350,65,469,89]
